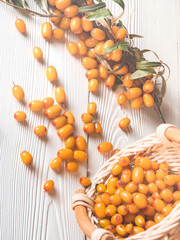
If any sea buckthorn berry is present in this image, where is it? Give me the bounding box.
[82,57,98,69]
[113,64,128,75]
[126,203,139,214]
[164,175,176,186]
[121,173,131,184]
[107,177,118,188]
[43,180,54,192]
[87,49,96,58]
[81,16,93,32]
[116,180,125,189]
[60,17,70,30]
[29,100,44,112]
[153,199,165,212]
[77,41,87,55]
[43,97,54,108]
[112,26,119,35]
[57,124,73,139]
[152,192,161,199]
[64,5,79,18]
[75,136,87,151]
[105,74,115,88]
[110,194,121,206]
[103,53,111,60]
[119,118,130,130]
[125,182,137,193]
[104,225,115,234]
[111,163,123,176]
[52,28,64,39]
[134,215,145,227]
[162,206,173,217]
[94,121,102,135]
[117,205,128,215]
[111,49,122,62]
[52,116,67,129]
[46,66,57,82]
[135,156,151,170]
[133,193,147,209]
[102,40,114,53]
[132,226,144,235]
[56,0,71,9]
[154,213,164,224]
[88,79,99,92]
[160,188,173,202]
[123,213,136,224]
[57,148,73,160]
[45,105,62,118]
[174,175,180,183]
[79,31,89,41]
[141,205,155,216]
[155,179,166,190]
[80,177,91,187]
[14,111,26,122]
[115,187,124,196]
[50,9,62,24]
[145,220,156,230]
[12,85,24,101]
[138,184,149,195]
[64,136,75,149]
[156,168,168,180]
[20,151,33,165]
[125,87,142,100]
[116,224,127,236]
[91,28,105,41]
[48,0,55,6]
[105,204,117,217]
[81,113,93,123]
[41,22,52,39]
[100,193,110,205]
[120,191,133,204]
[116,28,127,41]
[94,41,105,55]
[145,170,156,182]
[173,191,180,201]
[66,162,79,172]
[143,93,154,107]
[54,87,66,104]
[34,126,47,137]
[15,19,26,33]
[98,142,113,153]
[131,96,144,110]
[111,214,123,226]
[151,161,159,171]
[67,42,79,55]
[148,183,158,193]
[87,102,97,115]
[85,37,99,47]
[99,219,110,228]
[33,47,43,60]
[143,80,154,93]
[63,111,75,125]
[98,64,108,79]
[126,224,133,234]
[85,69,99,79]
[97,184,106,193]
[70,16,83,34]
[147,196,154,205]
[122,73,133,88]
[73,150,87,162]
[132,167,144,184]
[117,93,127,105]
[119,156,130,167]
[83,123,94,134]
[95,202,106,218]
[50,157,62,170]
[113,149,120,155]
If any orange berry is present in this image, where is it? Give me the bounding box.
[46,66,57,82]
[138,184,149,195]
[63,111,75,125]
[52,116,67,129]
[131,96,144,110]
[111,214,123,226]
[116,224,127,236]
[43,97,54,108]
[112,149,120,155]
[95,202,106,218]
[112,26,119,35]
[52,28,64,39]
[116,28,127,41]
[54,87,66,104]
[126,203,139,214]
[91,28,105,41]
[56,0,71,10]
[110,195,122,206]
[107,177,118,188]
[111,163,123,176]
[48,0,56,6]
[123,213,136,224]
[99,219,111,228]
[145,170,156,182]
[173,191,180,201]
[87,102,97,115]
[57,148,73,160]
[98,64,109,79]
[12,85,24,101]
[81,113,93,123]
[113,64,129,75]
[160,188,173,202]
[143,80,154,93]
[66,162,78,172]
[80,177,91,187]
[162,205,173,217]
[50,9,62,24]
[50,157,62,170]
[57,124,73,139]
[143,93,154,107]
[41,22,52,39]
[78,32,89,41]
[85,69,99,79]
[154,213,164,223]
[64,136,75,149]
[94,121,102,135]
[133,193,147,209]
[87,49,96,58]
[75,136,87,151]
[104,225,115,234]
[98,142,113,153]
[126,224,133,234]
[155,179,166,190]
[45,105,62,118]
[164,175,176,186]
[105,204,117,217]
[145,220,156,230]
[117,205,128,215]
[153,199,165,212]
[14,111,26,122]
[81,16,93,32]
[85,37,99,48]
[100,193,110,205]
[125,182,138,193]
[135,215,145,227]
[119,156,130,167]
[123,73,133,88]
[59,17,70,30]
[33,47,43,60]
[43,180,54,192]
[118,117,130,130]
[70,16,83,34]
[73,150,87,162]
[20,151,33,165]
[67,42,79,55]
[94,41,105,55]
[97,184,106,193]
[156,168,168,180]
[102,40,114,53]
[117,93,127,105]
[148,182,158,194]
[82,57,98,69]
[151,161,159,171]
[111,49,122,62]
[125,87,142,100]
[77,41,87,55]
[120,191,133,204]
[141,205,155,216]
[105,74,115,88]
[83,123,94,134]
[64,5,79,18]
[15,19,26,33]
[88,79,98,92]
[29,100,44,112]
[34,126,47,137]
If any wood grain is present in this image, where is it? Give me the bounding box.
[0,1,180,240]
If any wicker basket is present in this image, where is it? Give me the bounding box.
[72,124,180,240]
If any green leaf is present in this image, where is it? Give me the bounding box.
[86,8,112,21]
[130,69,155,79]
[112,0,125,10]
[129,34,143,39]
[136,61,161,70]
[79,2,106,13]
[102,42,129,55]
[108,58,126,74]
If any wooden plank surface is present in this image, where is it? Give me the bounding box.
[0,1,180,240]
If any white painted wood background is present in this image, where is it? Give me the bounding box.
[0,1,180,239]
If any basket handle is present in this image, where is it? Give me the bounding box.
[74,189,114,240]
[164,126,180,144]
